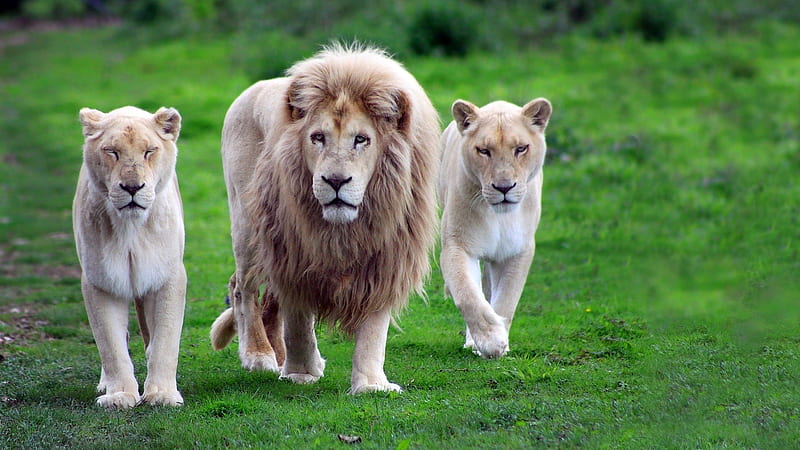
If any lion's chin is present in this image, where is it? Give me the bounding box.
[322,204,359,224]
[489,201,519,214]
[114,202,149,221]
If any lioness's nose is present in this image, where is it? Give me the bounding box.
[120,182,145,195]
[322,175,352,192]
[492,182,516,194]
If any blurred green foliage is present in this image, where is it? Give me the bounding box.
[7,0,800,80]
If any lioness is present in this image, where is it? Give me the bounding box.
[210,45,440,394]
[439,98,552,358]
[73,106,186,408]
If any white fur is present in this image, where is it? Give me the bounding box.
[74,105,186,409]
[439,98,551,358]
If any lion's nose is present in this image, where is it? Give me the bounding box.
[321,175,352,192]
[491,182,516,194]
[120,182,145,196]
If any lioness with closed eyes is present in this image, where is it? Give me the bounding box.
[73,105,186,408]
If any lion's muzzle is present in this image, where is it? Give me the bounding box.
[314,174,362,224]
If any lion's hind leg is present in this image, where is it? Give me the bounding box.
[261,290,285,367]
[210,274,238,351]
[231,277,280,373]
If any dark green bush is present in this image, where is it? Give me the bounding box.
[232,30,310,81]
[408,2,481,57]
[636,0,677,42]
[21,0,84,19]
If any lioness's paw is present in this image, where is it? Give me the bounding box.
[240,352,280,373]
[349,381,402,395]
[142,389,184,407]
[280,373,321,384]
[96,391,140,409]
[471,324,509,359]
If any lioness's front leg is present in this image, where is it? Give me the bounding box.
[280,306,325,384]
[82,279,140,409]
[486,248,535,333]
[137,268,186,407]
[441,246,508,358]
[350,306,401,394]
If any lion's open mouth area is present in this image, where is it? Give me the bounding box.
[326,198,357,209]
[321,198,359,224]
[120,201,146,210]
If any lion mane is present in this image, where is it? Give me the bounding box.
[246,45,440,332]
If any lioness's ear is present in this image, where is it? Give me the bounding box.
[451,100,479,134]
[154,107,182,141]
[79,108,105,140]
[521,98,552,133]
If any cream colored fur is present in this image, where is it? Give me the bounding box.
[210,45,440,394]
[439,98,551,358]
[73,106,186,408]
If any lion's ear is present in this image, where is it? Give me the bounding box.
[287,79,306,121]
[388,89,410,133]
[364,87,410,133]
[79,108,105,140]
[521,98,552,133]
[451,100,479,134]
[154,107,182,141]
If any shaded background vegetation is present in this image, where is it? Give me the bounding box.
[4,0,800,78]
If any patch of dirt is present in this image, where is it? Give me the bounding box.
[0,234,80,280]
[0,304,54,347]
[0,237,78,348]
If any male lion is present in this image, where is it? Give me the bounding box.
[73,106,186,408]
[439,98,552,358]
[210,45,440,393]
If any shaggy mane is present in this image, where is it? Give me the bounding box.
[246,45,440,332]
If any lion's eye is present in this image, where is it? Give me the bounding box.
[476,147,491,157]
[104,148,119,161]
[515,144,529,156]
[354,135,369,146]
[310,132,325,145]
[144,148,156,159]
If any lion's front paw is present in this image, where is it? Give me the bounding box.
[142,389,184,407]
[349,381,402,395]
[96,391,140,409]
[240,352,280,373]
[280,372,321,384]
[469,320,509,359]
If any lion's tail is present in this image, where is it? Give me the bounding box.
[210,308,236,351]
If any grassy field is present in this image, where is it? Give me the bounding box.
[1,20,799,448]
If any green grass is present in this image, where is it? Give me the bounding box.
[1,21,799,448]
